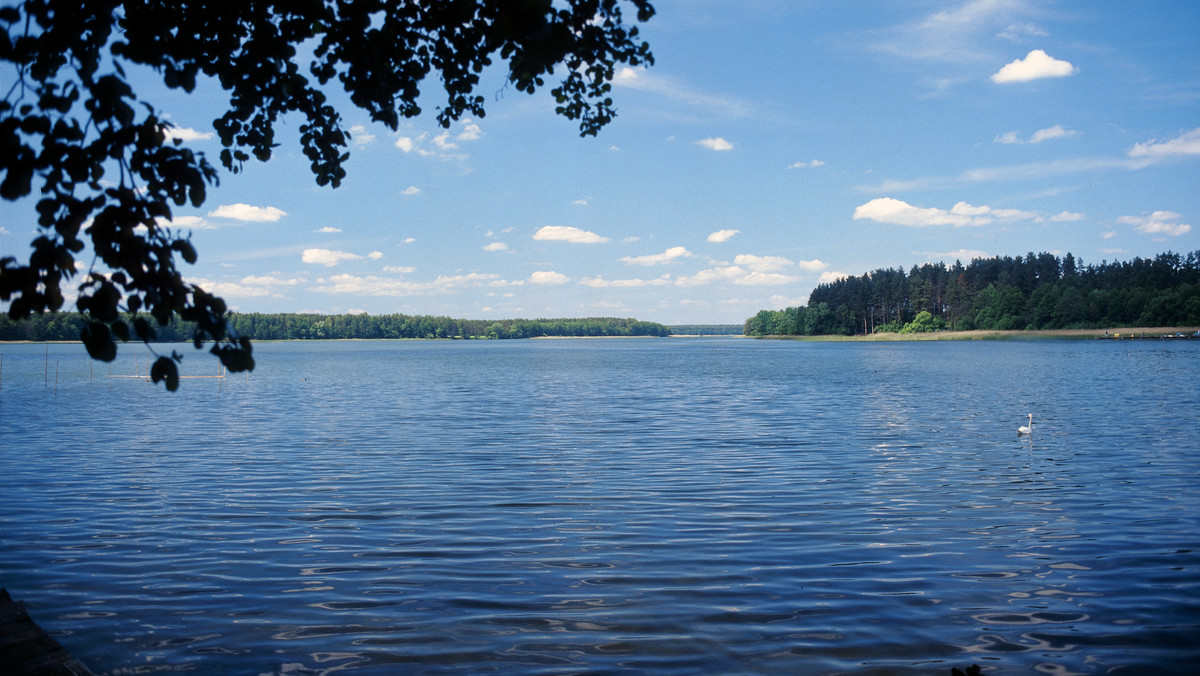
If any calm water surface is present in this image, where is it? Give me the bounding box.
[1,338,1198,674]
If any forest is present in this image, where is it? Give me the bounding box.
[0,313,671,342]
[744,251,1200,336]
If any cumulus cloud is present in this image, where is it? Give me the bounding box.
[348,124,376,147]
[532,225,610,244]
[853,197,1038,227]
[208,203,287,222]
[382,265,416,274]
[991,49,1076,83]
[483,242,509,252]
[1050,211,1085,222]
[393,119,481,161]
[696,137,734,151]
[995,125,1078,144]
[315,226,342,233]
[818,271,850,284]
[193,274,306,299]
[241,275,302,286]
[796,259,830,272]
[706,229,740,243]
[311,272,507,297]
[622,246,695,266]
[400,186,421,196]
[301,248,380,266]
[164,126,214,142]
[675,265,798,287]
[788,159,825,169]
[1128,127,1200,160]
[529,270,570,285]
[579,275,672,288]
[1117,211,1192,237]
[733,254,792,273]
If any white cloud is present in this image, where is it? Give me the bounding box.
[796,259,830,272]
[532,225,610,244]
[706,229,740,243]
[818,271,850,284]
[382,265,416,274]
[1050,211,1085,222]
[1117,211,1192,237]
[393,120,480,161]
[301,248,375,266]
[733,254,792,273]
[208,203,287,222]
[579,274,672,288]
[484,242,509,252]
[1030,125,1078,143]
[310,272,508,297]
[456,121,482,142]
[241,275,303,287]
[529,270,570,285]
[991,49,1077,83]
[316,226,342,233]
[399,237,416,244]
[572,199,589,206]
[697,137,734,151]
[622,246,695,266]
[788,159,825,169]
[348,124,376,147]
[995,125,1078,144]
[1128,127,1200,160]
[400,186,421,196]
[675,265,798,287]
[164,126,214,142]
[853,197,1038,227]
[168,215,209,229]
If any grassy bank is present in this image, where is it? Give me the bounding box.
[777,327,1200,342]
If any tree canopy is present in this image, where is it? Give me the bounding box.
[745,251,1200,337]
[1,0,655,389]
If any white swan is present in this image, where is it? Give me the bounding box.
[1018,413,1033,435]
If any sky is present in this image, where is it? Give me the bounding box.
[2,0,1199,325]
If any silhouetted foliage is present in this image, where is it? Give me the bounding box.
[745,251,1200,336]
[1,0,655,388]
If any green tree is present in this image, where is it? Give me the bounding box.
[1,0,655,388]
[899,310,944,334]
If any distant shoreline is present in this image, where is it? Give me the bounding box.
[5,327,1198,346]
[768,327,1200,342]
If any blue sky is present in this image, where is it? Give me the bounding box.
[3,0,1199,325]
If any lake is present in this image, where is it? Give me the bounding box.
[1,338,1198,674]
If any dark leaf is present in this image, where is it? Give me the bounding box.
[150,356,180,392]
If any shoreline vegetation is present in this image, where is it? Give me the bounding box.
[4,327,1196,346]
[762,327,1200,341]
[744,250,1200,338]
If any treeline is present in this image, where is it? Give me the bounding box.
[745,251,1200,336]
[0,312,672,342]
[666,325,743,335]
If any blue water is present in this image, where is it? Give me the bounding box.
[1,338,1198,674]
